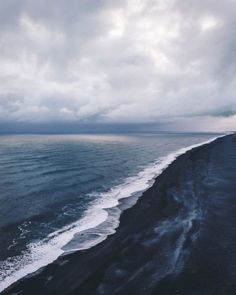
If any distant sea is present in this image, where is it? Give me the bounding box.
[0,133,222,291]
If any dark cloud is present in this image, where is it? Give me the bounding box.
[0,0,236,131]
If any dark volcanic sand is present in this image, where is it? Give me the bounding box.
[2,134,236,295]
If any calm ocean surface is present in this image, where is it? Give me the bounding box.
[0,133,221,291]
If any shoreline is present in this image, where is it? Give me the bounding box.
[2,133,235,295]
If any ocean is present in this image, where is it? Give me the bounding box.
[0,133,221,291]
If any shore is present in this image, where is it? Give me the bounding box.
[2,133,236,295]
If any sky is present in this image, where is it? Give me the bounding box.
[0,0,236,133]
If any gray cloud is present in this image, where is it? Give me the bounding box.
[0,0,236,130]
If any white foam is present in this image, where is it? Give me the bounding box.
[0,133,226,292]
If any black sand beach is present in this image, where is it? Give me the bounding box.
[2,133,236,295]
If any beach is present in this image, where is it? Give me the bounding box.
[2,133,236,295]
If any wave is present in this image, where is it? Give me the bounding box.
[0,134,226,293]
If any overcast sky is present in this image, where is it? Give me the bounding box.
[0,0,236,132]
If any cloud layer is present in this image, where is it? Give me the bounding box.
[0,0,236,130]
